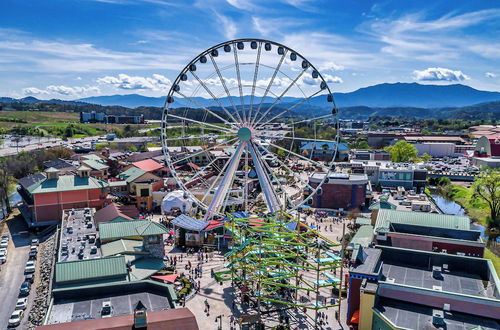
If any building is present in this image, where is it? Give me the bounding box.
[403,135,467,145]
[366,133,468,149]
[131,159,168,177]
[347,246,500,329]
[38,307,198,330]
[351,150,391,161]
[43,158,76,174]
[299,141,350,162]
[118,167,164,212]
[472,135,500,168]
[17,167,108,226]
[80,154,110,179]
[468,124,500,138]
[93,202,140,225]
[350,160,427,191]
[80,111,144,124]
[372,209,485,257]
[306,173,369,210]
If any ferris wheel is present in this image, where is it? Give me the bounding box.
[161,39,340,220]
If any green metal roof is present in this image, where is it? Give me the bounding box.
[82,154,105,162]
[369,200,397,210]
[82,159,109,171]
[118,167,148,183]
[375,209,470,233]
[129,257,166,281]
[99,220,168,241]
[55,255,127,283]
[355,217,372,225]
[29,175,108,194]
[349,225,374,248]
[101,239,145,257]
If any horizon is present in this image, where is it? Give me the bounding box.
[0,1,499,100]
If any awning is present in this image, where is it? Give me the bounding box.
[152,274,179,283]
[350,310,360,324]
[204,219,224,231]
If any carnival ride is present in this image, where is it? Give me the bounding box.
[161,39,340,220]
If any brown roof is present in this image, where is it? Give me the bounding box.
[132,159,164,172]
[404,136,466,143]
[93,202,140,225]
[36,308,199,330]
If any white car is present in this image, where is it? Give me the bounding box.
[8,310,23,327]
[0,241,8,249]
[25,260,36,273]
[31,238,39,246]
[1,234,8,241]
[0,253,6,264]
[15,297,28,310]
[0,247,7,255]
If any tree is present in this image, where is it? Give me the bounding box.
[384,141,418,163]
[64,124,74,138]
[0,164,11,214]
[472,168,500,228]
[420,153,432,163]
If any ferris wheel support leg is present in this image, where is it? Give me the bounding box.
[204,142,245,221]
[247,142,281,214]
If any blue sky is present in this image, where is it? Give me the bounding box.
[0,0,499,99]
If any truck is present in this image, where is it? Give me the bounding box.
[106,134,116,141]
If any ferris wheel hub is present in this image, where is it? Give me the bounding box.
[237,127,252,142]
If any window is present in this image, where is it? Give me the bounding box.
[148,235,159,244]
[140,188,149,197]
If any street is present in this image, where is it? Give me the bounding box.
[0,216,36,329]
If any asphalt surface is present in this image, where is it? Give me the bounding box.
[0,216,34,329]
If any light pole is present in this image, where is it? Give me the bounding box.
[215,314,224,330]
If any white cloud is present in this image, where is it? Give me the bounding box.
[367,9,500,61]
[215,12,237,40]
[225,0,255,10]
[319,61,344,71]
[485,72,497,78]
[322,74,343,84]
[97,73,171,91]
[23,85,99,96]
[22,87,48,95]
[413,67,470,82]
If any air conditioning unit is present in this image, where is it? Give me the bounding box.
[432,266,442,279]
[385,277,395,284]
[432,310,445,326]
[432,285,443,291]
[443,303,450,311]
[442,264,449,271]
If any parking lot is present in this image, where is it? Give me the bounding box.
[0,216,40,329]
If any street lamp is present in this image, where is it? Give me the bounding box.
[215,314,224,330]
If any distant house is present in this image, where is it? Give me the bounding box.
[43,158,76,174]
[131,159,168,177]
[80,154,110,179]
[93,202,140,226]
[299,141,350,162]
[17,167,109,226]
[118,167,164,212]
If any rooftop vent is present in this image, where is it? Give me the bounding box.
[443,303,450,311]
[432,285,443,291]
[385,277,395,284]
[433,266,443,279]
[432,309,445,326]
[442,264,448,271]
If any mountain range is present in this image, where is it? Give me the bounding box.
[75,83,500,109]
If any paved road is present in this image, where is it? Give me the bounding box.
[0,217,32,329]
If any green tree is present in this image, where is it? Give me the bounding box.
[472,168,500,228]
[64,124,74,138]
[384,140,418,163]
[420,153,432,163]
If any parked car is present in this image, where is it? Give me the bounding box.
[25,260,36,274]
[0,252,6,264]
[15,297,28,310]
[0,241,8,249]
[29,249,37,260]
[19,281,31,296]
[25,273,34,283]
[0,247,7,256]
[101,301,113,317]
[8,310,23,327]
[31,239,39,246]
[1,234,9,241]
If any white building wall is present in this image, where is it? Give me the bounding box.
[413,143,455,157]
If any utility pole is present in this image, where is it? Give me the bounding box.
[337,220,346,322]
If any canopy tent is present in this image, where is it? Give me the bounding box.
[152,274,179,283]
[161,190,196,215]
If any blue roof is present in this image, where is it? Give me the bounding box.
[171,214,208,231]
[299,141,350,151]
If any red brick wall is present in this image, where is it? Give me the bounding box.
[311,182,366,209]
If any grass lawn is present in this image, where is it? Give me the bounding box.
[484,248,500,275]
[446,184,490,226]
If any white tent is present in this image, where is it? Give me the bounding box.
[161,190,196,215]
